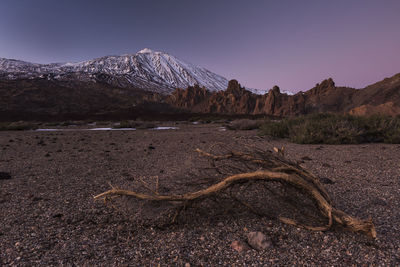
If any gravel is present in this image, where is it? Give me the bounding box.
[1,123,399,266]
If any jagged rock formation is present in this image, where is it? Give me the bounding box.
[166,79,330,116]
[167,74,400,117]
[168,80,256,114]
[167,80,302,116]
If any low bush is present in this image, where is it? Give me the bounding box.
[114,120,156,129]
[227,119,262,130]
[189,116,229,124]
[43,122,61,127]
[60,121,75,126]
[259,113,400,144]
[0,122,38,131]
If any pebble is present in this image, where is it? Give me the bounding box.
[231,240,249,253]
[247,231,271,251]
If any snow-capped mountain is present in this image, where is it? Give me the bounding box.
[0,48,229,94]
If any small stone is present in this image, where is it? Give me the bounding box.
[320,177,335,184]
[372,198,387,206]
[184,263,190,267]
[0,172,11,180]
[231,240,249,253]
[247,231,271,251]
[217,222,224,227]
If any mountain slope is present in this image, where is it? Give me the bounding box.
[352,73,400,107]
[0,48,228,94]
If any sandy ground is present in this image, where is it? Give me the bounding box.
[0,122,399,266]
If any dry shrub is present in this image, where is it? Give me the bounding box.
[259,113,400,144]
[114,120,156,129]
[0,121,38,131]
[227,119,261,130]
[95,145,376,238]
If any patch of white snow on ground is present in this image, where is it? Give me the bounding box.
[35,128,136,132]
[35,129,63,132]
[90,128,136,131]
[151,126,178,130]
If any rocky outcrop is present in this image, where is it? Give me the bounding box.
[167,80,317,116]
[167,80,258,114]
[167,74,400,117]
[168,84,210,110]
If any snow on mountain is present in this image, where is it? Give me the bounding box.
[0,49,229,94]
[247,87,295,95]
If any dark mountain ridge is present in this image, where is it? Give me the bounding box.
[0,70,399,121]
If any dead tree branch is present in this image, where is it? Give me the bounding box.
[94,148,376,238]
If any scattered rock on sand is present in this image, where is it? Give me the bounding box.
[247,231,271,251]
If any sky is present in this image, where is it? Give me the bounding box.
[1,0,400,92]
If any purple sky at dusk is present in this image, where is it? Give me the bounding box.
[1,0,399,92]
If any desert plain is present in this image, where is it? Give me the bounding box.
[0,122,399,266]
